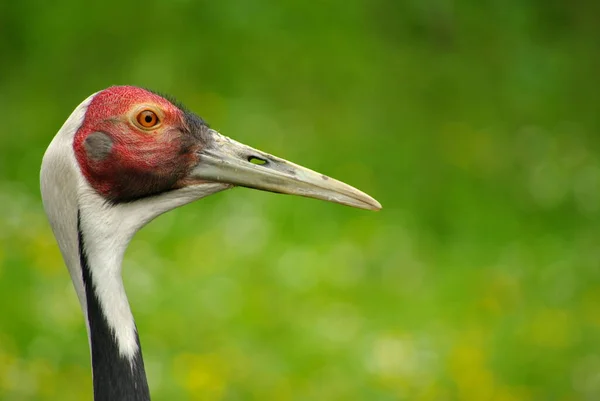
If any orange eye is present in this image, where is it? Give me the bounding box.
[136,110,159,128]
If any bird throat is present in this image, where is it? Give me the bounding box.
[77,212,151,401]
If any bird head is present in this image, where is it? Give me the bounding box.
[40,86,381,399]
[41,85,381,348]
[65,85,381,210]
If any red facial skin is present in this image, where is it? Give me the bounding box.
[73,86,205,203]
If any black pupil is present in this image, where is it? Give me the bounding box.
[144,114,153,123]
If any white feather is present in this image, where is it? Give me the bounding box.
[41,92,97,325]
[77,183,227,360]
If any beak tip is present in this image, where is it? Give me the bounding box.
[367,199,383,211]
[350,192,381,211]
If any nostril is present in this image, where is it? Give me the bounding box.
[248,155,268,166]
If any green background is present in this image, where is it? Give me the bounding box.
[1,1,599,400]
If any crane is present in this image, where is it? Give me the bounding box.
[40,86,381,400]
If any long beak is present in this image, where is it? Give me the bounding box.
[190,129,382,211]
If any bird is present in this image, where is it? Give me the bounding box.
[40,86,381,401]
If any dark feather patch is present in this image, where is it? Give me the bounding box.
[84,131,114,161]
[78,212,151,401]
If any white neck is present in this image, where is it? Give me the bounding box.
[77,183,227,359]
[41,93,97,327]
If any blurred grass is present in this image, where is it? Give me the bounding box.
[1,0,600,400]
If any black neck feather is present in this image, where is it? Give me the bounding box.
[77,212,151,401]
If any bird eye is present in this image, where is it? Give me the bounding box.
[136,110,160,128]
